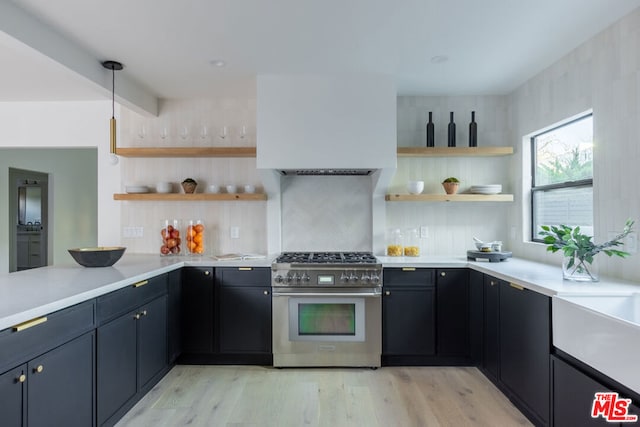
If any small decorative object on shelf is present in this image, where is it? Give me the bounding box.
[181,178,197,194]
[426,112,435,147]
[539,219,635,282]
[441,177,460,194]
[469,111,477,147]
[447,112,456,147]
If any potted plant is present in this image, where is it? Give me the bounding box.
[442,177,460,195]
[539,219,634,282]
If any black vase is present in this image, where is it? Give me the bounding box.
[447,112,456,147]
[426,112,435,147]
[469,111,477,147]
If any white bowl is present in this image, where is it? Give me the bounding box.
[244,184,256,194]
[225,185,237,194]
[208,184,220,194]
[156,182,173,193]
[407,181,424,195]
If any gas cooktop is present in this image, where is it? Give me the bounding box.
[275,251,378,265]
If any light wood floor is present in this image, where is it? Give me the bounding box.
[116,365,532,427]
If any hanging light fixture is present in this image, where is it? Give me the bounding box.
[102,60,123,164]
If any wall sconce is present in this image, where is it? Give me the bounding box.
[102,60,123,165]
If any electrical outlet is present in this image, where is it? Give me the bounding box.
[230,226,240,239]
[134,227,144,238]
[123,227,135,238]
[626,232,637,253]
[420,226,428,238]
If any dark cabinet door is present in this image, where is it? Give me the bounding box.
[0,364,25,427]
[500,281,550,426]
[436,269,469,358]
[383,287,436,355]
[97,311,138,426]
[181,267,214,354]
[482,275,500,381]
[219,286,271,353]
[167,269,182,363]
[138,296,168,389]
[469,269,484,366]
[552,355,614,426]
[28,332,94,427]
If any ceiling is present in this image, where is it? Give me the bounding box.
[2,0,640,108]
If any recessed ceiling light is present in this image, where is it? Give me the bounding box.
[209,59,226,68]
[430,55,448,64]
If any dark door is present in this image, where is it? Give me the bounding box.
[436,269,469,357]
[0,364,26,427]
[469,269,484,366]
[181,267,214,354]
[167,269,182,363]
[28,332,94,427]
[97,311,137,426]
[500,281,550,425]
[138,295,168,388]
[483,275,500,381]
[383,286,436,355]
[219,286,271,353]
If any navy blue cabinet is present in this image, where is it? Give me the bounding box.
[96,274,169,427]
[436,268,470,363]
[180,267,215,356]
[482,275,501,382]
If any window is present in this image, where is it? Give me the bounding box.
[531,114,593,242]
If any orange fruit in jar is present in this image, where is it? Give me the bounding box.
[194,224,205,233]
[194,245,204,254]
[193,233,203,244]
[187,241,197,252]
[186,226,196,238]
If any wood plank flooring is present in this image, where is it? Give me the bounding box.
[116,366,532,427]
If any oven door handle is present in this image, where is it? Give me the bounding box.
[272,291,381,298]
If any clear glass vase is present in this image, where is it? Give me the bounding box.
[562,254,599,282]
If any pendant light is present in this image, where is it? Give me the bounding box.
[102,60,123,165]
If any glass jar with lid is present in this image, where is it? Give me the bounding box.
[404,228,420,257]
[386,228,404,257]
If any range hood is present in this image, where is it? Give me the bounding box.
[256,74,397,175]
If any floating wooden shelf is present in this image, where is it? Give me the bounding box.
[113,193,267,201]
[397,146,513,157]
[114,147,256,158]
[385,193,514,202]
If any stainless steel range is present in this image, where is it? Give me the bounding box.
[271,252,382,368]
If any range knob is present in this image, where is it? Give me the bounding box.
[291,272,300,284]
[274,275,284,284]
[349,273,359,283]
[370,273,380,285]
[301,272,310,283]
[360,274,370,284]
[340,272,349,283]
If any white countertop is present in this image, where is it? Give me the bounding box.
[2,252,640,332]
[0,253,277,331]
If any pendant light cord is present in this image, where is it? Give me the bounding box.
[111,66,115,119]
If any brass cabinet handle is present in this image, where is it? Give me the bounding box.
[34,365,43,374]
[13,316,48,332]
[133,280,148,288]
[440,271,446,277]
[401,267,415,271]
[141,310,147,316]
[17,374,26,383]
[510,283,524,291]
[490,280,497,286]
[239,267,253,271]
[385,291,391,296]
[204,271,210,276]
[263,290,269,295]
[134,314,141,320]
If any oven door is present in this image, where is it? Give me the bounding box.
[272,287,382,367]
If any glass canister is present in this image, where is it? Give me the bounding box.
[386,228,404,257]
[160,219,181,256]
[404,228,420,257]
[186,219,205,255]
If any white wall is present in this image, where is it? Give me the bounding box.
[507,8,640,281]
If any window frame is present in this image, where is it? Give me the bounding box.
[530,113,594,243]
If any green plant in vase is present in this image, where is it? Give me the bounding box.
[539,219,635,281]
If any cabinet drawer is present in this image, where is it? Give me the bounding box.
[0,299,95,373]
[217,267,270,286]
[97,274,168,324]
[383,268,435,287]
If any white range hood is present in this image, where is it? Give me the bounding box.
[256,74,397,255]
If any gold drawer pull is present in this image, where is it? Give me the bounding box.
[239,267,253,271]
[401,267,416,271]
[133,280,149,288]
[204,270,210,276]
[510,283,524,291]
[13,316,48,332]
[34,365,43,374]
[17,374,26,383]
